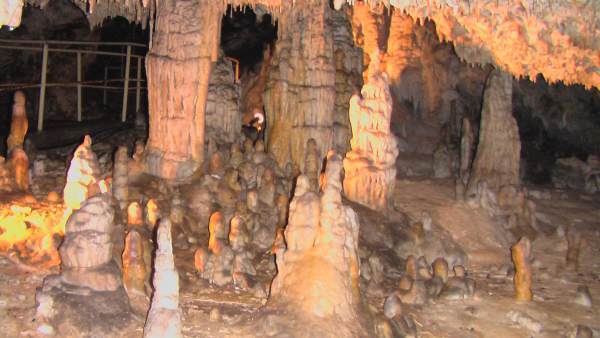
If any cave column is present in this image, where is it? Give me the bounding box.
[467,69,521,196]
[264,0,336,172]
[145,0,222,180]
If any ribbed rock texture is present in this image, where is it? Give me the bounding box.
[36,194,133,337]
[467,69,520,198]
[144,218,182,338]
[332,9,363,154]
[112,146,129,210]
[63,135,102,210]
[343,54,399,211]
[269,154,366,337]
[205,52,242,145]
[263,0,336,172]
[144,0,222,180]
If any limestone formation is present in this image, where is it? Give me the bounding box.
[304,138,321,191]
[566,226,582,271]
[128,140,145,181]
[343,52,399,211]
[123,229,148,297]
[145,199,160,231]
[205,53,242,145]
[263,0,336,171]
[63,135,102,210]
[113,146,129,210]
[144,219,182,338]
[511,237,533,302]
[127,202,144,228]
[269,153,366,336]
[145,0,222,180]
[0,156,12,192]
[467,70,520,201]
[459,118,473,183]
[36,194,133,336]
[332,9,363,155]
[229,215,255,289]
[6,91,28,153]
[208,211,228,252]
[9,146,29,191]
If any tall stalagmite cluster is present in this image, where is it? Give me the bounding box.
[144,219,182,338]
[269,154,366,336]
[343,52,399,211]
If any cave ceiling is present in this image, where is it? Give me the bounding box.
[0,0,598,88]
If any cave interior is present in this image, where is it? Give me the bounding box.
[0,0,599,337]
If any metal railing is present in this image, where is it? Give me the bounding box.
[0,39,147,131]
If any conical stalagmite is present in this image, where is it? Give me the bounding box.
[7,91,28,153]
[143,218,182,338]
[112,146,129,210]
[511,237,533,302]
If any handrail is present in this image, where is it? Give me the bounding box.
[0,39,148,130]
[0,39,146,48]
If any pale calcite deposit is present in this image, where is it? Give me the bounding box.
[144,218,182,338]
[343,52,399,211]
[269,153,365,336]
[63,135,102,210]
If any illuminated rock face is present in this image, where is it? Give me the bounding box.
[7,91,28,153]
[343,54,399,211]
[270,154,364,335]
[63,135,102,210]
[0,0,22,28]
[144,219,182,338]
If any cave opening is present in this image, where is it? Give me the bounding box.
[220,6,277,129]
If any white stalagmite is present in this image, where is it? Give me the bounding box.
[143,218,182,338]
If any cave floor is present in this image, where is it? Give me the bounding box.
[0,165,599,337]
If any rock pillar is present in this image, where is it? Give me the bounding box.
[145,0,222,180]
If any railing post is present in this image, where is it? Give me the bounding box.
[135,56,142,113]
[121,45,131,122]
[37,43,48,132]
[103,66,108,105]
[77,52,82,122]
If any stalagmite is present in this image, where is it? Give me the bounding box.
[263,0,336,171]
[467,69,520,201]
[459,118,473,183]
[304,139,320,192]
[511,237,533,302]
[127,202,144,228]
[112,146,129,210]
[268,153,367,336]
[9,147,29,191]
[145,198,160,231]
[343,51,399,211]
[36,194,133,336]
[123,229,147,297]
[144,219,182,338]
[0,156,11,192]
[145,0,222,180]
[63,135,102,210]
[6,91,28,153]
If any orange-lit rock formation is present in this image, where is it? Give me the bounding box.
[63,135,102,210]
[343,52,399,211]
[269,153,367,336]
[6,91,28,153]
